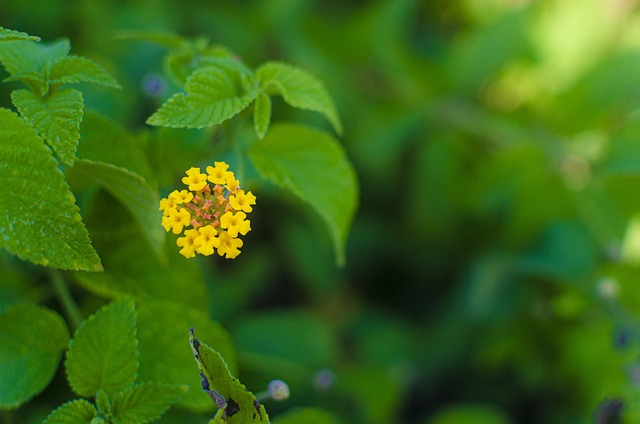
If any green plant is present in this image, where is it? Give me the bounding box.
[0,26,356,424]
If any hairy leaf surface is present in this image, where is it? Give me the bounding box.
[147,63,258,128]
[0,108,101,271]
[43,399,97,424]
[112,382,181,424]
[11,88,84,165]
[0,303,69,409]
[48,55,121,88]
[65,299,138,397]
[256,62,342,134]
[249,123,358,265]
[189,329,268,422]
[0,38,69,76]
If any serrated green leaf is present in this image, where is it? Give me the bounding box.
[190,329,269,423]
[137,300,235,412]
[43,399,97,424]
[95,389,111,416]
[3,70,45,92]
[256,62,342,134]
[0,107,101,271]
[253,91,271,139]
[11,88,84,165]
[0,27,40,42]
[0,303,69,409]
[69,159,164,260]
[65,299,138,397]
[147,64,258,129]
[112,381,181,424]
[248,123,358,266]
[47,56,121,89]
[0,38,69,76]
[272,408,339,424]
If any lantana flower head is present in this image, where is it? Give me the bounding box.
[159,162,255,259]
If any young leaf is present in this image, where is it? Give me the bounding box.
[0,303,69,409]
[137,300,236,412]
[253,91,271,139]
[147,64,258,129]
[256,62,342,134]
[0,27,40,42]
[189,328,269,423]
[95,389,111,416]
[47,56,121,89]
[272,408,339,424]
[0,108,101,271]
[11,88,84,165]
[43,399,97,424]
[65,299,138,397]
[0,38,70,76]
[112,29,188,50]
[69,159,165,260]
[248,123,358,266]
[112,381,182,424]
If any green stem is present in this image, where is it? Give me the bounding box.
[50,271,82,331]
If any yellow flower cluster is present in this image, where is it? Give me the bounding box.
[160,162,256,259]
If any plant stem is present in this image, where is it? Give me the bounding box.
[50,270,82,331]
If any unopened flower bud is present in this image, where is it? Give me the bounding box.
[267,379,289,401]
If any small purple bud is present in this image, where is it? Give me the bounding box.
[141,73,167,98]
[313,368,336,392]
[267,379,289,401]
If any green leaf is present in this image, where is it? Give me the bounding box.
[0,303,69,409]
[272,408,339,424]
[0,38,69,76]
[47,56,121,89]
[78,110,156,187]
[95,389,111,416]
[65,299,138,397]
[0,27,40,42]
[253,91,271,139]
[249,123,358,266]
[112,381,182,424]
[147,63,258,129]
[11,88,84,165]
[69,159,164,260]
[43,399,97,424]
[256,62,342,134]
[0,107,101,271]
[3,70,45,88]
[137,300,236,412]
[189,329,269,423]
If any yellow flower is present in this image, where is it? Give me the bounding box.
[217,231,243,259]
[220,211,251,237]
[169,189,194,204]
[225,176,240,193]
[182,167,208,191]
[162,208,191,234]
[176,229,200,258]
[195,225,220,256]
[206,161,234,185]
[228,190,256,213]
[159,197,177,216]
[162,162,256,260]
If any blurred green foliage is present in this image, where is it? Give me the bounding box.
[4,0,640,423]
